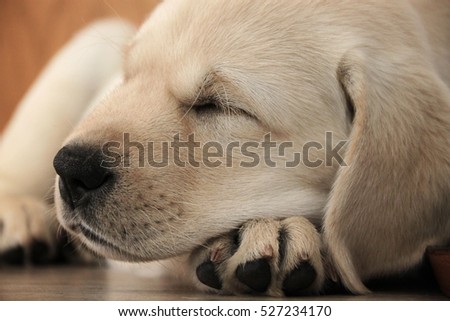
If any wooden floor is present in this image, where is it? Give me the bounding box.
[0,266,446,301]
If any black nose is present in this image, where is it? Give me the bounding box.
[53,145,113,208]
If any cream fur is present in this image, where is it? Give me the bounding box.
[0,0,449,296]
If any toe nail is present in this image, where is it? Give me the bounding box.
[210,248,223,263]
[236,258,271,292]
[262,245,274,258]
[196,261,222,290]
[283,261,317,296]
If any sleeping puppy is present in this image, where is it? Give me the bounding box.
[0,0,449,296]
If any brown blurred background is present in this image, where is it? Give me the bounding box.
[0,0,159,132]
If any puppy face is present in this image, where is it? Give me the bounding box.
[54,0,351,261]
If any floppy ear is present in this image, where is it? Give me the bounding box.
[323,49,450,293]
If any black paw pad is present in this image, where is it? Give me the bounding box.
[0,245,25,265]
[30,239,50,264]
[196,261,222,290]
[236,258,271,292]
[282,261,317,296]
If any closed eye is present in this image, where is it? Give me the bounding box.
[192,102,221,115]
[192,101,257,120]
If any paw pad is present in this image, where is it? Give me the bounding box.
[282,261,317,296]
[236,258,271,292]
[30,240,51,264]
[0,245,25,265]
[0,239,51,265]
[196,261,222,290]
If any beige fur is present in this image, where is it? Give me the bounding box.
[0,0,449,296]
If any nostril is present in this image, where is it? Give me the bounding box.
[75,170,111,190]
[63,177,104,208]
[54,145,113,208]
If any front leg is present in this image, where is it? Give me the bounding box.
[189,217,325,296]
[0,19,135,263]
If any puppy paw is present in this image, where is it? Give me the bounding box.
[190,217,324,296]
[0,194,57,265]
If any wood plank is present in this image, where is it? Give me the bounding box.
[0,0,159,131]
[0,266,446,300]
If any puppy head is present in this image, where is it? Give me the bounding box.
[53,0,351,261]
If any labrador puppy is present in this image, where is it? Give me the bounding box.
[0,0,449,296]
